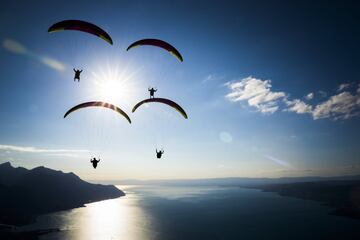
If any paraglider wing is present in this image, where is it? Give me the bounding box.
[48,20,113,45]
[132,98,188,119]
[127,39,183,62]
[64,101,131,123]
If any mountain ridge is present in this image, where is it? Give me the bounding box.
[0,162,125,226]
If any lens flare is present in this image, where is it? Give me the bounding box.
[219,131,233,143]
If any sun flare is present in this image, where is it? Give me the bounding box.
[98,79,123,102]
[90,61,141,105]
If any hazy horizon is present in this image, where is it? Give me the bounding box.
[3,161,360,182]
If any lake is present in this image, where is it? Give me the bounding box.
[20,185,360,240]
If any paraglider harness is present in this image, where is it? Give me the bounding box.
[156,149,164,159]
[90,157,100,169]
[148,87,157,98]
[73,69,83,82]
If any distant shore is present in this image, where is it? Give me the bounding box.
[250,180,360,220]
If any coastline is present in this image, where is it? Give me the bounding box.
[249,180,360,220]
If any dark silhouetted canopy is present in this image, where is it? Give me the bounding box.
[64,101,131,123]
[127,39,183,62]
[132,98,188,119]
[48,20,113,45]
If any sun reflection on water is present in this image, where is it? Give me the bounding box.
[77,199,125,239]
[70,186,150,240]
[19,186,155,240]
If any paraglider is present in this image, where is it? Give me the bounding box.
[73,68,82,82]
[148,87,157,98]
[48,20,113,45]
[156,149,164,159]
[132,97,188,119]
[64,101,132,124]
[90,157,100,169]
[127,38,183,62]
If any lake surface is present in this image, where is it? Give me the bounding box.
[20,185,360,240]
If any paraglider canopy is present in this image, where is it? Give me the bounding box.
[127,39,183,62]
[64,101,131,124]
[132,98,188,119]
[48,20,113,45]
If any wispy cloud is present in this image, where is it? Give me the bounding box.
[0,144,88,156]
[202,74,215,84]
[342,164,360,175]
[264,154,294,169]
[305,92,314,100]
[284,99,313,114]
[225,76,360,120]
[202,74,224,84]
[312,91,360,120]
[338,83,351,92]
[45,153,85,158]
[225,76,286,114]
[2,38,66,72]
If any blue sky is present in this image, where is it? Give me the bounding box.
[0,0,359,180]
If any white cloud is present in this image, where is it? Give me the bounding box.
[284,99,313,114]
[2,38,66,72]
[338,83,351,92]
[0,144,88,155]
[312,91,360,120]
[225,76,286,114]
[305,92,314,100]
[225,76,360,121]
[45,153,84,158]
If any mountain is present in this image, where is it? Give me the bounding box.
[0,162,28,186]
[0,162,125,225]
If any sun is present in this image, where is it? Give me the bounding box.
[90,61,141,105]
[98,79,122,102]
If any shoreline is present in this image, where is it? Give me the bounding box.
[249,180,360,220]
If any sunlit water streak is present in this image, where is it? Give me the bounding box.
[20,185,360,240]
[20,185,155,240]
